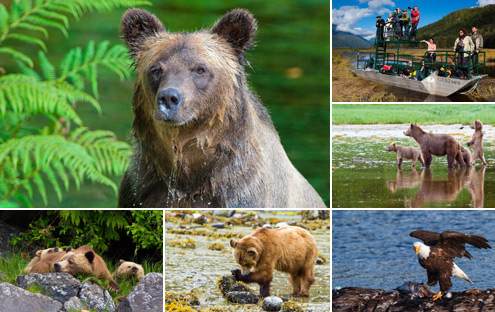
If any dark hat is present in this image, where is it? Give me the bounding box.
[376,15,381,18]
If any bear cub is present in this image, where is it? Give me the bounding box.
[386,142,425,168]
[113,259,144,281]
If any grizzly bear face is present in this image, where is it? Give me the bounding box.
[53,250,95,276]
[230,238,260,274]
[36,247,61,258]
[404,123,421,137]
[114,260,144,281]
[386,142,397,152]
[121,8,257,127]
[471,120,483,131]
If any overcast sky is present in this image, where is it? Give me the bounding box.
[332,0,495,40]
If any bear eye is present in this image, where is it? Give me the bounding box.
[194,66,206,76]
[150,66,162,79]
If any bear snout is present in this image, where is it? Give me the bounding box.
[131,266,138,272]
[157,88,183,120]
[54,263,61,272]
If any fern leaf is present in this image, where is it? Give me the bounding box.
[5,33,47,51]
[0,47,33,67]
[16,22,48,38]
[36,8,69,28]
[32,171,47,205]
[0,4,10,35]
[16,60,41,80]
[38,51,56,80]
[24,15,68,37]
[43,166,62,202]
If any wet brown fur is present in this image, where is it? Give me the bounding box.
[454,146,472,168]
[230,226,318,297]
[118,8,325,208]
[386,142,425,168]
[467,120,487,166]
[404,123,467,168]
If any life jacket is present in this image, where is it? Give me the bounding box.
[439,66,451,78]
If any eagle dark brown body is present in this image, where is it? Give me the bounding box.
[410,230,491,300]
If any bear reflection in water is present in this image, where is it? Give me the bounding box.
[386,167,485,208]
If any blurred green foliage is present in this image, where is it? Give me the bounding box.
[0,0,153,207]
[11,210,163,259]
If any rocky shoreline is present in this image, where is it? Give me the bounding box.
[333,287,495,312]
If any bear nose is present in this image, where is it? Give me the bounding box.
[157,88,183,111]
[131,267,137,272]
[54,263,61,272]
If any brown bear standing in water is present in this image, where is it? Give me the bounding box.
[230,226,318,297]
[54,245,120,292]
[467,120,487,166]
[386,142,425,168]
[404,123,467,168]
[454,146,472,168]
[118,9,326,208]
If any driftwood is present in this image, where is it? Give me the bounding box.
[333,287,495,312]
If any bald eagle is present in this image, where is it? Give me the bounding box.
[410,230,491,300]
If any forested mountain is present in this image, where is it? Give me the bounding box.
[332,25,372,48]
[419,4,495,48]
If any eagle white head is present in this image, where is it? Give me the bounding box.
[413,241,431,260]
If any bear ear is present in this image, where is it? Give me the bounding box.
[247,247,257,258]
[119,259,125,265]
[121,8,165,60]
[230,239,238,248]
[84,251,95,263]
[36,250,42,257]
[65,246,72,252]
[211,8,257,64]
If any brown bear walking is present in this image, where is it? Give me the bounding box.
[467,120,487,166]
[230,226,318,297]
[404,123,467,168]
[386,142,425,168]
[118,9,326,208]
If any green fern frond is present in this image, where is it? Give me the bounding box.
[5,33,46,50]
[38,51,55,80]
[56,41,131,97]
[69,127,131,176]
[1,0,151,46]
[16,60,41,80]
[0,47,33,67]
[0,134,120,204]
[0,74,82,123]
[16,22,48,38]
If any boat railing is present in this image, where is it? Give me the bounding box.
[421,50,486,80]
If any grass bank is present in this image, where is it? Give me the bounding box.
[332,104,495,124]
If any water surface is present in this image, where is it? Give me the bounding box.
[332,210,495,292]
[332,124,495,208]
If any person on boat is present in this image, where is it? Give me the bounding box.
[393,8,403,39]
[420,38,436,63]
[454,28,474,79]
[400,9,411,40]
[385,13,393,41]
[376,15,385,41]
[410,6,420,40]
[470,26,483,69]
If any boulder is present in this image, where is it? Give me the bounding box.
[16,273,81,303]
[118,273,163,312]
[64,296,85,311]
[263,296,283,311]
[226,291,259,304]
[0,281,63,312]
[79,282,115,312]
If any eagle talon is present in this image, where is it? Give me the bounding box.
[432,291,442,301]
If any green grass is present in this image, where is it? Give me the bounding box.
[332,104,495,124]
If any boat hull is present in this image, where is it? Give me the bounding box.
[352,69,485,97]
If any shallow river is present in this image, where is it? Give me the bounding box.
[332,210,495,292]
[165,212,330,311]
[332,124,495,208]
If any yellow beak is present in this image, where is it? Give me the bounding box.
[414,246,420,254]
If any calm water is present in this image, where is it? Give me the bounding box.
[332,124,495,208]
[332,210,495,292]
[165,212,330,311]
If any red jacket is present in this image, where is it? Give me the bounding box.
[411,9,420,23]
